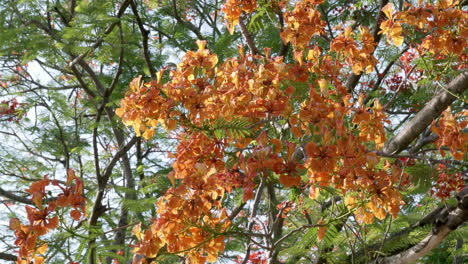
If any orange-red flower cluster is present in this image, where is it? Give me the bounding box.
[117,41,292,135]
[9,169,86,264]
[118,34,410,255]
[222,0,257,34]
[330,27,377,75]
[380,1,467,57]
[114,0,468,258]
[280,0,325,49]
[132,140,230,264]
[431,164,465,199]
[431,108,467,160]
[296,89,404,223]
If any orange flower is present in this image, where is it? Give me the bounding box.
[305,142,337,173]
[222,0,257,34]
[25,175,50,207]
[379,3,404,46]
[281,0,325,49]
[431,108,467,160]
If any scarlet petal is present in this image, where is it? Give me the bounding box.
[305,142,317,157]
[279,174,301,188]
[25,235,37,250]
[57,195,68,207]
[309,186,320,199]
[46,216,59,229]
[70,209,82,221]
[34,256,45,264]
[66,168,76,185]
[9,218,21,230]
[317,225,328,241]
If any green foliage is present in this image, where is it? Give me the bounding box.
[0,1,466,264]
[405,163,435,194]
[280,227,322,264]
[382,226,432,255]
[212,117,253,139]
[122,197,158,214]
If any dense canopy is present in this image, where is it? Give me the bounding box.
[0,0,467,264]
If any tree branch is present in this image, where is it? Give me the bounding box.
[0,186,33,205]
[241,179,266,264]
[352,205,446,261]
[171,0,204,40]
[0,130,64,164]
[239,18,260,55]
[274,6,289,57]
[229,202,246,220]
[409,133,439,154]
[193,0,222,37]
[100,136,138,188]
[0,252,16,261]
[379,187,468,264]
[382,71,468,155]
[68,0,131,68]
[130,0,156,79]
[362,47,408,106]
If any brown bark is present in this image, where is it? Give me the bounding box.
[379,187,468,264]
[382,71,468,155]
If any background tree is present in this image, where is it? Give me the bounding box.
[0,0,466,264]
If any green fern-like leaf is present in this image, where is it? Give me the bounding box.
[446,226,468,240]
[382,225,431,254]
[280,227,317,262]
[122,197,158,214]
[323,224,340,247]
[405,163,434,194]
[212,118,253,139]
[248,7,267,32]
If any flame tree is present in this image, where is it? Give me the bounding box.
[0,0,467,263]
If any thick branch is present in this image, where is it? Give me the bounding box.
[274,6,289,57]
[0,187,33,205]
[352,205,445,260]
[171,0,204,40]
[239,18,260,55]
[229,202,246,220]
[267,182,283,262]
[241,180,266,264]
[88,135,138,224]
[130,0,156,79]
[0,252,16,261]
[100,136,138,189]
[409,133,439,154]
[379,187,468,264]
[382,71,468,155]
[88,135,137,264]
